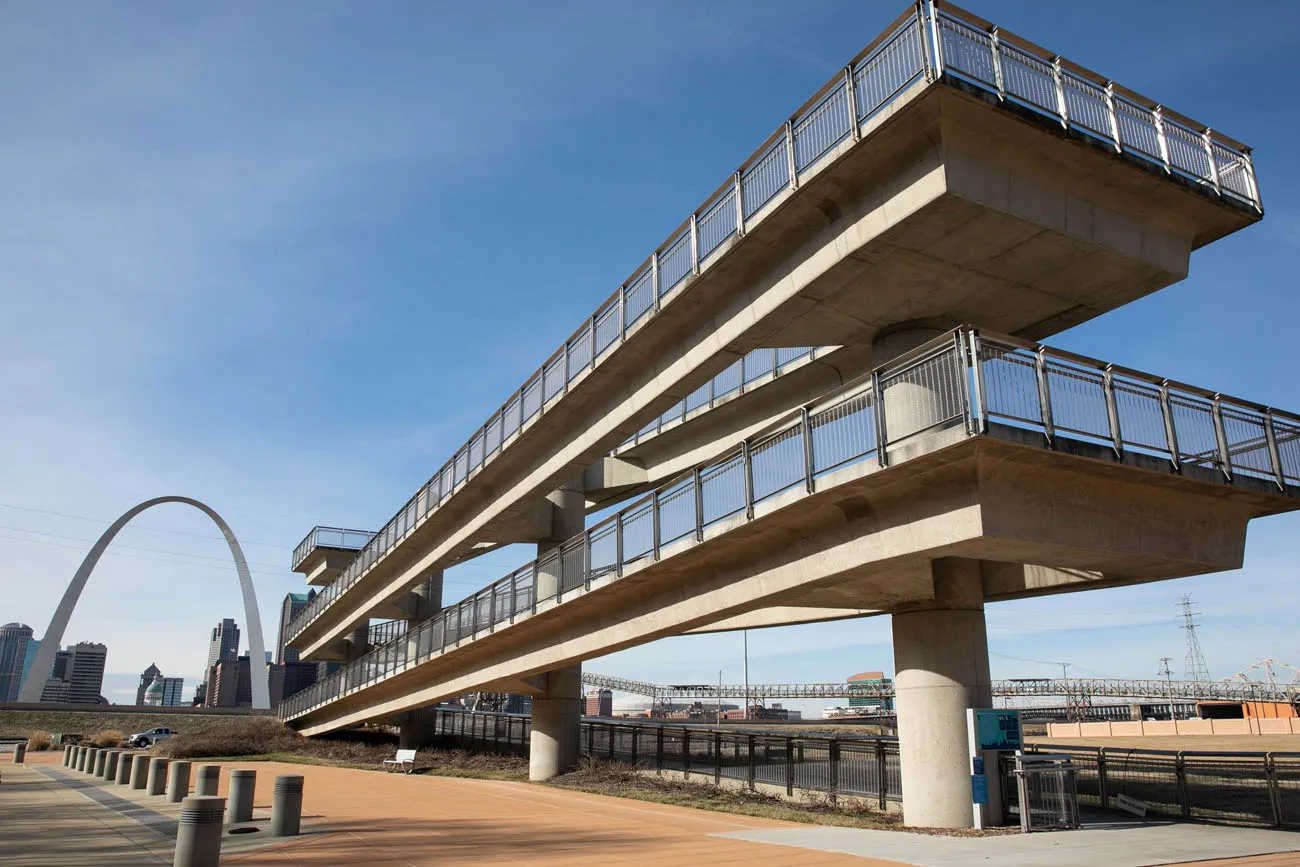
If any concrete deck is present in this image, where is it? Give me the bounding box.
[4,751,1297,866]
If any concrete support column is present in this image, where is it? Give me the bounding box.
[528,663,582,781]
[535,476,585,603]
[872,326,955,446]
[402,570,443,625]
[399,707,439,751]
[344,622,371,663]
[892,557,992,829]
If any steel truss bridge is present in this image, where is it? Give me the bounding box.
[581,672,1300,705]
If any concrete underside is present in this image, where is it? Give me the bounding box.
[292,428,1295,737]
[291,75,1257,661]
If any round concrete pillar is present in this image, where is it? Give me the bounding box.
[536,477,585,603]
[195,763,220,796]
[871,326,959,446]
[86,747,102,774]
[174,796,225,867]
[93,749,108,777]
[345,623,371,663]
[270,775,304,836]
[12,743,26,764]
[129,751,150,789]
[147,757,170,796]
[116,752,136,785]
[892,558,992,829]
[62,744,72,766]
[103,750,122,780]
[167,761,193,803]
[227,769,256,823]
[76,746,91,772]
[71,745,81,769]
[529,663,582,781]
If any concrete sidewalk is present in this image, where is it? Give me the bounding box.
[5,750,1298,866]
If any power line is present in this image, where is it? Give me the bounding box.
[0,502,288,549]
[0,531,289,580]
[0,524,285,570]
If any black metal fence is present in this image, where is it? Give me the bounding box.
[1009,744,1300,828]
[426,708,901,806]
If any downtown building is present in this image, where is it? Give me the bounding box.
[0,622,37,702]
[39,641,107,704]
[136,663,185,707]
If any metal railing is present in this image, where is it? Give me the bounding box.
[615,346,821,452]
[367,619,408,647]
[580,671,1300,705]
[291,526,375,571]
[424,708,902,805]
[279,328,1300,722]
[284,0,1259,646]
[1006,744,1300,828]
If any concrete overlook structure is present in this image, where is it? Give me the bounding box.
[281,2,1288,828]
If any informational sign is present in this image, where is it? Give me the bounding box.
[971,773,989,805]
[1116,794,1148,817]
[973,709,1022,752]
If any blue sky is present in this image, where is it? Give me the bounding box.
[1,1,1298,712]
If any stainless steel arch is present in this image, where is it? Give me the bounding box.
[18,497,271,709]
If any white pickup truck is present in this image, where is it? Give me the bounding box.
[128,727,179,747]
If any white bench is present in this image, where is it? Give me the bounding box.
[382,748,417,774]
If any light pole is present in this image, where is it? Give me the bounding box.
[743,630,750,721]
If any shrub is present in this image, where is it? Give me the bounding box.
[154,717,302,759]
[26,733,52,752]
[86,729,125,748]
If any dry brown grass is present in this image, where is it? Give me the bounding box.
[25,733,52,752]
[154,717,302,759]
[85,729,125,748]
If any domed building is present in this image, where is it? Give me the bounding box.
[143,675,166,706]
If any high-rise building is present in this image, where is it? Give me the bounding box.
[135,663,162,705]
[0,622,35,702]
[280,660,318,701]
[19,637,40,696]
[206,618,240,673]
[847,671,894,712]
[39,642,107,704]
[207,654,283,708]
[276,592,313,664]
[584,688,613,717]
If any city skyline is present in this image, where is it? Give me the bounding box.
[1,0,1298,718]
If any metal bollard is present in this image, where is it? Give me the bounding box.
[167,761,192,803]
[62,745,72,767]
[93,749,108,777]
[116,752,137,785]
[147,757,170,796]
[130,751,150,789]
[195,764,220,797]
[12,743,26,764]
[270,775,304,837]
[227,769,256,823]
[173,796,225,867]
[103,750,122,780]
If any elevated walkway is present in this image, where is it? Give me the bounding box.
[284,1,1262,664]
[281,329,1300,736]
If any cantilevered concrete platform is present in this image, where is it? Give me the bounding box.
[286,2,1261,664]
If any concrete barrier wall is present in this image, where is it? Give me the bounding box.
[1047,718,1300,738]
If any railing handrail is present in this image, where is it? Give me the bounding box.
[284,0,1262,651]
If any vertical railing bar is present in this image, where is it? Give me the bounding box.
[651,490,662,561]
[651,251,661,313]
[955,330,974,435]
[844,66,861,137]
[1211,396,1233,482]
[1154,105,1172,172]
[989,27,1004,98]
[801,407,815,493]
[1052,56,1068,127]
[734,171,745,237]
[1264,410,1286,492]
[615,511,624,578]
[1159,381,1181,471]
[1202,127,1221,196]
[922,0,943,80]
[1104,81,1121,152]
[785,120,798,188]
[693,468,705,543]
[1103,365,1124,459]
[1035,347,1055,446]
[584,530,593,591]
[689,213,700,276]
[872,370,888,467]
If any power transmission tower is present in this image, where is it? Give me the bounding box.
[1179,594,1211,682]
[1158,657,1175,720]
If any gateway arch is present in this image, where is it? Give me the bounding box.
[19,496,271,709]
